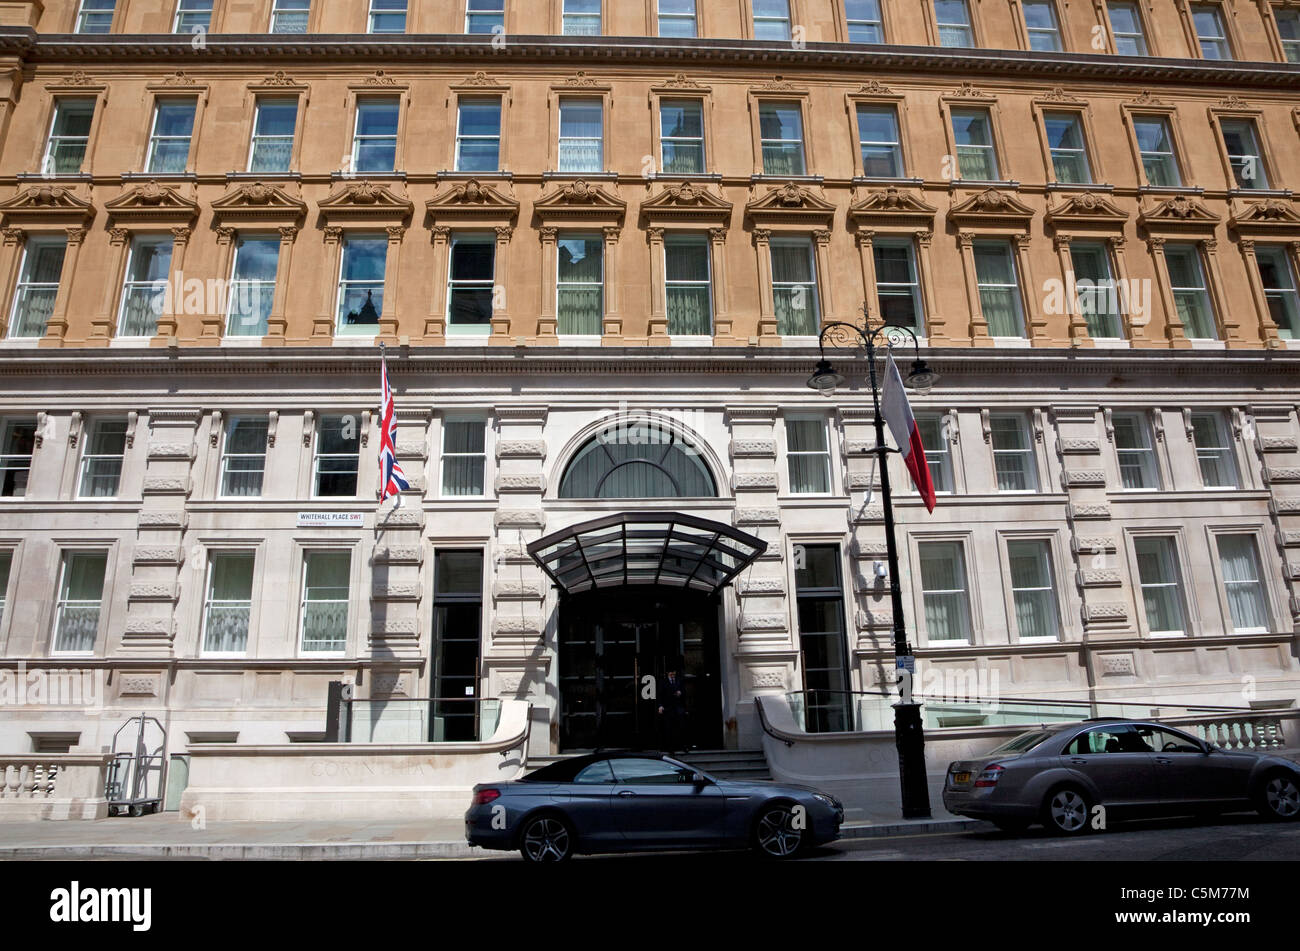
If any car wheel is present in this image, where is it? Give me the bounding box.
[1256,772,1300,822]
[1042,786,1093,836]
[752,801,805,859]
[992,819,1029,834]
[518,814,575,863]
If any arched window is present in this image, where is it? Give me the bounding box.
[558,422,717,499]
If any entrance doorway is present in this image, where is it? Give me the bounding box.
[558,588,722,752]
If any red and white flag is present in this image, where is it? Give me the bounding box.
[378,355,410,503]
[881,353,936,513]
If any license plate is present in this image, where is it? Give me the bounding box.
[953,772,971,785]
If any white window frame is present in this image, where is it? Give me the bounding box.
[935,0,974,47]
[556,232,604,337]
[784,415,833,496]
[1006,538,1061,642]
[466,0,505,34]
[1107,1,1148,54]
[269,0,310,33]
[1219,117,1269,190]
[145,99,196,174]
[1256,245,1300,339]
[770,235,821,337]
[989,413,1038,492]
[557,98,603,174]
[116,235,172,339]
[1069,241,1123,340]
[873,237,923,332]
[973,240,1025,338]
[335,233,386,336]
[916,414,954,494]
[247,98,297,173]
[753,0,792,40]
[351,98,400,175]
[1132,535,1188,636]
[846,0,884,42]
[226,234,279,337]
[172,0,213,34]
[440,418,488,498]
[659,98,706,176]
[758,100,806,176]
[220,416,269,498]
[1276,7,1300,63]
[950,107,999,181]
[75,0,116,33]
[562,0,601,35]
[917,539,974,644]
[454,97,502,173]
[313,413,361,498]
[1164,243,1218,340]
[42,98,96,176]
[1214,533,1270,634]
[1132,115,1182,187]
[0,418,36,498]
[657,0,697,37]
[446,233,495,335]
[1189,412,1239,489]
[1044,111,1092,184]
[77,418,128,499]
[1113,411,1160,490]
[856,103,903,178]
[663,233,713,337]
[52,550,107,656]
[7,236,67,339]
[298,550,350,656]
[1022,1,1063,51]
[201,550,256,656]
[368,0,407,34]
[1190,3,1232,59]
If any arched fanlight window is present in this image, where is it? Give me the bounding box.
[558,422,717,499]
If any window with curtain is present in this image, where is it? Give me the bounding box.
[1113,412,1159,489]
[558,98,603,173]
[54,552,107,653]
[557,235,603,335]
[433,551,485,740]
[8,237,66,339]
[1022,1,1062,50]
[990,415,1037,491]
[76,0,116,33]
[786,417,831,494]
[78,419,128,498]
[300,551,350,653]
[227,235,279,336]
[973,241,1024,337]
[758,102,805,176]
[441,420,487,496]
[562,0,601,34]
[1219,118,1268,189]
[1070,242,1122,339]
[1134,536,1186,634]
[558,423,716,498]
[1190,412,1238,488]
[857,104,903,178]
[794,544,851,733]
[466,0,504,33]
[934,0,973,46]
[916,415,954,492]
[950,108,998,180]
[1277,8,1300,62]
[368,0,406,33]
[1191,3,1231,59]
[336,234,386,334]
[43,99,95,175]
[352,98,399,173]
[753,0,791,40]
[248,98,297,173]
[455,98,501,172]
[771,237,820,336]
[1044,112,1091,184]
[1008,539,1059,640]
[203,551,254,653]
[664,235,712,335]
[173,0,212,32]
[1132,116,1181,186]
[919,541,973,642]
[146,99,196,174]
[270,0,310,33]
[117,236,172,338]
[1107,1,1147,53]
[0,419,36,498]
[874,239,923,331]
[1164,244,1217,339]
[1256,246,1300,338]
[314,414,360,497]
[0,550,10,627]
[448,236,495,330]
[659,99,705,175]
[221,417,269,497]
[846,0,884,42]
[1216,535,1269,633]
[658,0,697,37]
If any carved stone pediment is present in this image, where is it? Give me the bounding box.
[104,181,198,224]
[425,179,519,222]
[1138,194,1220,232]
[0,185,95,226]
[317,180,414,223]
[1228,197,1300,235]
[1045,191,1129,227]
[640,181,732,225]
[533,180,626,224]
[210,181,307,226]
[848,186,936,227]
[947,188,1035,225]
[745,182,836,227]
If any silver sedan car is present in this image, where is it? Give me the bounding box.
[943,718,1300,835]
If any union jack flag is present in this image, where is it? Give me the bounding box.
[378,353,410,502]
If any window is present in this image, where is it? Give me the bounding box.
[351,99,399,174]
[1256,245,1300,339]
[441,420,487,496]
[846,0,883,42]
[874,239,923,331]
[75,0,115,33]
[270,0,310,33]
[558,423,716,498]
[447,235,494,330]
[562,0,600,35]
[1216,535,1268,633]
[558,99,602,173]
[226,235,278,337]
[117,236,173,338]
[1277,8,1300,62]
[455,98,501,172]
[0,550,10,626]
[786,417,831,494]
[248,99,297,173]
[1022,1,1062,51]
[1113,412,1159,489]
[557,235,603,335]
[973,241,1024,337]
[758,102,805,175]
[368,0,406,33]
[336,234,386,334]
[146,99,196,174]
[1164,244,1217,340]
[432,551,484,740]
[1044,112,1091,184]
[1132,116,1181,186]
[918,541,973,641]
[314,414,360,497]
[794,545,851,732]
[203,552,254,653]
[771,237,819,336]
[43,99,95,175]
[78,419,128,498]
[1134,537,1186,634]
[916,415,953,493]
[990,415,1037,491]
[8,237,66,338]
[0,419,36,497]
[856,104,903,178]
[659,99,705,175]
[299,551,349,653]
[1008,540,1059,640]
[610,758,696,784]
[664,234,712,335]
[1190,3,1231,58]
[54,552,107,653]
[658,0,697,37]
[1070,242,1122,339]
[173,0,212,33]
[466,0,504,33]
[753,0,791,40]
[950,108,998,180]
[220,417,268,497]
[934,0,973,46]
[1190,412,1238,488]
[1219,118,1269,190]
[1107,2,1147,54]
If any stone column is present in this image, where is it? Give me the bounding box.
[202,227,235,341]
[0,228,23,339]
[753,229,778,344]
[489,226,514,343]
[1110,236,1145,342]
[313,227,342,339]
[536,227,557,342]
[45,227,85,346]
[90,228,130,345]
[709,228,732,342]
[378,226,405,343]
[1236,239,1280,349]
[813,229,834,325]
[958,231,991,346]
[855,230,877,320]
[1054,234,1091,347]
[264,226,297,345]
[152,226,190,344]
[425,226,450,341]
[646,227,669,343]
[1147,236,1190,348]
[1016,233,1048,344]
[601,226,623,343]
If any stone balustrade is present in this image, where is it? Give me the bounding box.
[0,752,112,820]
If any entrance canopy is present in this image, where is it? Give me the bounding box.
[527,512,767,596]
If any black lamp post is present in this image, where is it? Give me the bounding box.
[807,314,936,820]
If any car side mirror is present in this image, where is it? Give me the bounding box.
[691,772,708,785]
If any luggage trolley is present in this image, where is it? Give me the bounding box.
[104,713,167,817]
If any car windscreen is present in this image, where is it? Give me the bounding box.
[986,730,1056,755]
[519,759,591,783]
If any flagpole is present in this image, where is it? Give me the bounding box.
[379,340,401,514]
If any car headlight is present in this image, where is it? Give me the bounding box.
[812,793,837,808]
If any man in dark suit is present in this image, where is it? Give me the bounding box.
[657,667,689,753]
